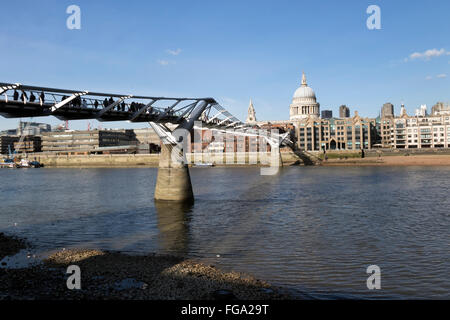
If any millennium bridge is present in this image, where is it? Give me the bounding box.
[0,82,290,202]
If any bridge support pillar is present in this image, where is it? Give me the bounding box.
[154,143,194,202]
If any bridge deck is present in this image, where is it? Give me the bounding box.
[0,82,219,125]
[0,99,179,122]
[0,82,290,146]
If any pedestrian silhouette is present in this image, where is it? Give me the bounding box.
[20,92,28,103]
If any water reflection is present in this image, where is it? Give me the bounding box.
[154,201,193,256]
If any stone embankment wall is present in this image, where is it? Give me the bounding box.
[23,151,303,167]
[20,148,450,168]
[311,148,450,160]
[24,154,160,167]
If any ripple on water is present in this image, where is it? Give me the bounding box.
[0,167,449,299]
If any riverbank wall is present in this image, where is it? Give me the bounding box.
[316,148,450,159]
[14,148,450,167]
[20,150,302,168]
[23,153,161,167]
[314,148,450,166]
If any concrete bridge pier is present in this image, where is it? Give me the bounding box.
[154,143,194,203]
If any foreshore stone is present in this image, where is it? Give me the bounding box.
[0,237,291,300]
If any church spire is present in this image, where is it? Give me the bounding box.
[246,99,256,123]
[400,102,407,117]
[301,71,307,87]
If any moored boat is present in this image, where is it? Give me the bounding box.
[193,162,215,167]
[0,158,42,168]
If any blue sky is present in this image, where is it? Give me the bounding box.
[1,0,449,130]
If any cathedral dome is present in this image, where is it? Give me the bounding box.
[292,72,316,102]
[289,71,320,120]
[293,86,316,100]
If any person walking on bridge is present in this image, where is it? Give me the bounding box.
[20,91,28,103]
[13,90,19,101]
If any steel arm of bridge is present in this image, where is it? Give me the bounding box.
[206,109,225,124]
[149,122,179,145]
[154,100,194,122]
[176,101,201,122]
[96,95,132,118]
[129,99,158,121]
[149,100,209,146]
[51,91,89,112]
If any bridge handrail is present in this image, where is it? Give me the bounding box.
[0,82,216,103]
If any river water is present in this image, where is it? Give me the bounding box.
[0,166,449,299]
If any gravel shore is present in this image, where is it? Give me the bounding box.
[322,154,450,166]
[0,234,289,300]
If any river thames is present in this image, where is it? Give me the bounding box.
[0,166,449,299]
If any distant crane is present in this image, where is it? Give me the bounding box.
[7,144,17,160]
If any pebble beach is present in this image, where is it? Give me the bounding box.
[0,233,289,300]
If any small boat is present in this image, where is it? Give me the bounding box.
[17,159,42,168]
[0,162,16,168]
[0,158,42,168]
[18,159,31,168]
[193,162,215,167]
[29,160,43,168]
[0,158,17,168]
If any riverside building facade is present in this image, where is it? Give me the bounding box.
[288,72,377,151]
[246,71,450,152]
[14,136,42,153]
[389,114,450,149]
[0,135,19,154]
[294,112,377,151]
[245,72,379,151]
[41,130,138,154]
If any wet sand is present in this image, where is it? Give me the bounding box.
[0,234,289,300]
[322,154,450,166]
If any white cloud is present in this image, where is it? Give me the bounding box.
[157,59,176,66]
[166,48,182,56]
[405,48,450,61]
[425,74,447,80]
